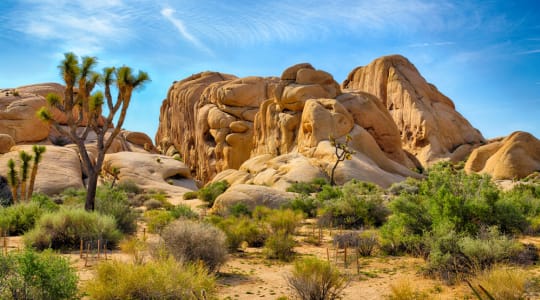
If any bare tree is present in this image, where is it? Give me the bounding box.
[329,135,355,186]
[38,52,150,211]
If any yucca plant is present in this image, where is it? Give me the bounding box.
[28,145,46,198]
[19,150,33,202]
[7,159,19,203]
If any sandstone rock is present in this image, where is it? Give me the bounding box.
[103,152,197,194]
[465,131,540,180]
[281,63,314,81]
[0,145,84,196]
[0,91,49,143]
[124,131,155,150]
[342,55,484,166]
[211,184,295,215]
[0,134,15,154]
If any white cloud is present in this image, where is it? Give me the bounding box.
[408,42,455,48]
[160,7,213,55]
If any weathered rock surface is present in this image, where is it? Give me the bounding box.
[211,184,295,215]
[465,131,540,180]
[0,145,84,195]
[103,152,197,194]
[0,88,49,142]
[0,134,15,154]
[342,55,485,165]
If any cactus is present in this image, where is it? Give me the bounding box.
[7,159,19,203]
[19,150,33,201]
[28,145,46,198]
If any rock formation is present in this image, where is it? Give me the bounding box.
[212,184,295,215]
[342,55,485,166]
[465,131,540,180]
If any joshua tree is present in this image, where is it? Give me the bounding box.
[7,159,19,203]
[109,166,120,188]
[329,135,355,186]
[19,150,33,202]
[28,145,46,198]
[38,52,149,211]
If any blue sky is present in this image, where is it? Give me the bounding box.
[0,0,539,140]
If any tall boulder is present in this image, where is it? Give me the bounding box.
[342,55,485,166]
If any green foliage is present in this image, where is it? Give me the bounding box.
[469,266,539,300]
[198,180,229,206]
[169,204,198,219]
[144,198,163,210]
[209,216,267,251]
[283,194,318,218]
[264,230,296,261]
[84,258,215,300]
[265,209,304,235]
[286,178,328,194]
[161,219,227,272]
[144,210,174,234]
[31,193,59,212]
[287,257,347,300]
[320,180,389,228]
[24,208,122,250]
[182,191,198,200]
[0,249,79,300]
[0,202,45,236]
[95,186,138,234]
[228,202,251,217]
[116,180,142,194]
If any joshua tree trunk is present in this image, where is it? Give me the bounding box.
[28,145,46,198]
[85,170,98,211]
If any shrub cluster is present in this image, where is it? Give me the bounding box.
[198,180,229,206]
[0,249,79,300]
[287,257,347,300]
[144,204,198,234]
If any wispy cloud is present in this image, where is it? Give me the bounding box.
[516,49,540,55]
[408,41,455,48]
[160,8,213,55]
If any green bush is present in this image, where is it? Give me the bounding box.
[31,193,59,211]
[198,180,229,206]
[265,209,303,236]
[321,180,389,228]
[209,216,267,251]
[283,195,318,218]
[96,186,138,234]
[182,191,198,200]
[229,202,251,217]
[24,208,122,250]
[60,188,86,207]
[0,249,79,300]
[264,230,296,261]
[169,204,198,219]
[161,220,227,272]
[144,198,163,210]
[286,257,347,300]
[144,210,175,234]
[286,178,328,194]
[84,258,215,300]
[116,180,142,194]
[0,202,45,236]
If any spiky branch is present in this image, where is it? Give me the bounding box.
[329,135,355,186]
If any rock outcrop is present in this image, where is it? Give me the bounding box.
[212,184,295,215]
[342,55,485,166]
[0,134,15,154]
[465,131,540,180]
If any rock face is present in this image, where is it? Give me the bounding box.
[0,87,50,143]
[0,145,84,195]
[157,60,427,190]
[212,184,295,215]
[103,152,197,194]
[0,134,15,154]
[465,131,540,180]
[342,55,485,165]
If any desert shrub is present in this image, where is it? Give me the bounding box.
[198,180,229,206]
[264,230,296,261]
[182,191,198,200]
[387,178,420,196]
[321,180,389,228]
[144,210,174,234]
[333,232,360,249]
[84,258,215,300]
[426,227,522,284]
[129,193,149,207]
[265,209,303,235]
[0,249,79,300]
[229,202,251,217]
[357,230,379,256]
[287,178,328,194]
[283,194,318,218]
[468,266,539,300]
[25,208,122,250]
[0,202,45,235]
[31,193,59,211]
[144,198,163,210]
[116,179,142,194]
[161,219,227,272]
[60,187,86,207]
[169,204,198,219]
[287,257,347,300]
[209,216,267,250]
[252,205,272,220]
[96,186,138,234]
[120,237,148,265]
[387,277,429,300]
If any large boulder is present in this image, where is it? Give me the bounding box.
[0,145,84,196]
[211,184,295,215]
[465,131,540,180]
[342,55,485,166]
[103,152,197,194]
